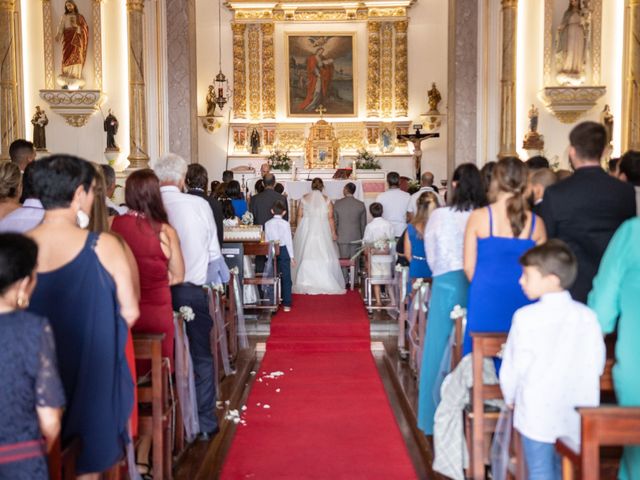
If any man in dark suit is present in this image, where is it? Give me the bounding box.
[186,164,224,246]
[540,121,636,302]
[529,167,557,217]
[250,173,288,226]
[333,182,366,259]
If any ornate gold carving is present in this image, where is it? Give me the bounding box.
[261,23,275,119]
[39,89,104,128]
[0,0,20,160]
[367,21,381,117]
[334,123,365,150]
[127,0,149,168]
[366,125,380,145]
[231,2,411,22]
[92,0,103,91]
[232,126,247,151]
[499,0,518,158]
[540,86,606,124]
[247,25,261,120]
[275,126,306,152]
[304,119,340,169]
[235,10,273,20]
[199,115,221,133]
[232,23,247,119]
[624,0,640,149]
[42,0,55,89]
[368,7,406,17]
[394,20,408,117]
[380,23,393,118]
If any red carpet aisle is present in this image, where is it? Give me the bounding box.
[221,292,417,479]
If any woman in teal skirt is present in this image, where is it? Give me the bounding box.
[417,164,487,435]
[588,218,640,480]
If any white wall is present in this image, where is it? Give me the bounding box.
[195,0,450,184]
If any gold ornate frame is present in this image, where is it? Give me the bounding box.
[284,31,358,118]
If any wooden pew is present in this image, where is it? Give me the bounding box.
[48,436,81,480]
[465,333,508,480]
[133,334,173,480]
[450,308,466,371]
[243,241,280,311]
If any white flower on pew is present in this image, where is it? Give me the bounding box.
[241,211,254,225]
[179,306,195,322]
[449,304,466,320]
[229,266,240,275]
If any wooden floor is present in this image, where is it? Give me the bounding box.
[173,309,438,480]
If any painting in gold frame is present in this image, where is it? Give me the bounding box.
[286,33,356,117]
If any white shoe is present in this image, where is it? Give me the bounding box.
[283,306,291,312]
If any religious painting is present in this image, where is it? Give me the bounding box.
[286,33,356,117]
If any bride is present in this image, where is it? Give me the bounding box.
[293,178,346,294]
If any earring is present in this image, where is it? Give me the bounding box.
[16,294,29,309]
[76,209,90,229]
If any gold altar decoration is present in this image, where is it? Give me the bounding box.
[261,23,275,119]
[366,123,380,145]
[248,25,261,120]
[499,0,518,158]
[623,0,640,150]
[0,0,22,161]
[275,125,306,152]
[540,0,605,124]
[39,89,104,128]
[232,126,248,150]
[232,23,247,118]
[334,123,366,150]
[394,21,408,117]
[380,23,393,118]
[366,22,381,117]
[304,115,340,169]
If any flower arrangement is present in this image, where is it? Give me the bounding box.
[179,306,195,322]
[241,211,254,225]
[355,149,381,170]
[268,150,292,172]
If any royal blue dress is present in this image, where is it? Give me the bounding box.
[29,232,134,474]
[407,223,432,280]
[462,207,536,355]
[231,199,248,218]
[0,311,65,479]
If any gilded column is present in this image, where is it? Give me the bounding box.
[247,25,260,120]
[624,0,640,150]
[232,23,247,119]
[366,21,381,117]
[394,20,408,117]
[380,22,393,118]
[261,23,275,119]
[0,0,20,161]
[499,0,518,158]
[92,0,103,91]
[42,0,55,89]
[127,0,148,168]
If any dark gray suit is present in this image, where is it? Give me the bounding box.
[250,188,288,226]
[333,195,367,259]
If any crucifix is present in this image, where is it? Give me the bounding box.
[397,125,440,180]
[315,105,327,119]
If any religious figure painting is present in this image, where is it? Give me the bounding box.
[286,34,356,117]
[55,0,89,89]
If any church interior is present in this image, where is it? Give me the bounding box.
[0,0,639,479]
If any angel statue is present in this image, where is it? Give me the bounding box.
[55,0,89,88]
[555,0,591,85]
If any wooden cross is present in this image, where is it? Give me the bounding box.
[315,105,326,118]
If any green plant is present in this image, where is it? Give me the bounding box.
[268,150,292,171]
[355,149,380,170]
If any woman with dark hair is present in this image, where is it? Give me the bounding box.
[226,180,248,217]
[462,157,546,354]
[480,161,496,194]
[187,164,224,247]
[292,178,345,294]
[27,154,139,478]
[0,233,65,479]
[417,163,487,435]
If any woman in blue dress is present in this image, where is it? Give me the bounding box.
[0,233,65,479]
[462,157,546,355]
[404,191,438,283]
[417,163,487,435]
[226,180,248,218]
[27,155,140,477]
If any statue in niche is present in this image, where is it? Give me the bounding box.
[104,110,120,151]
[55,0,89,89]
[528,104,539,133]
[250,128,261,154]
[31,106,48,151]
[206,85,216,117]
[523,104,544,151]
[601,104,614,146]
[379,127,394,154]
[427,82,442,114]
[555,0,592,86]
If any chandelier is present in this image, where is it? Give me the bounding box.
[213,0,229,110]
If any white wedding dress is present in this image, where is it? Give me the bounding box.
[292,190,346,295]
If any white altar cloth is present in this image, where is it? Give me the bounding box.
[283,180,364,202]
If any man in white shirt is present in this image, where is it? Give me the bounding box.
[101,164,128,215]
[375,171,411,237]
[500,240,605,479]
[363,202,395,306]
[152,152,227,439]
[408,171,444,220]
[264,200,294,311]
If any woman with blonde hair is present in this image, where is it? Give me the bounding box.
[0,162,22,220]
[462,157,546,354]
[404,191,438,282]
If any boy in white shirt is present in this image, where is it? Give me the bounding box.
[363,202,395,306]
[500,240,605,480]
[265,200,295,312]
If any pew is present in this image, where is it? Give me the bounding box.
[48,436,81,480]
[450,308,466,371]
[133,334,173,480]
[362,245,398,311]
[242,241,280,311]
[465,333,508,480]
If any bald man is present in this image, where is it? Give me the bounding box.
[407,171,443,220]
[260,163,271,177]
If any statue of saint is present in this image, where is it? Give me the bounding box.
[250,128,261,155]
[601,104,614,146]
[31,106,48,151]
[55,0,88,88]
[379,128,394,153]
[528,104,539,133]
[555,0,590,85]
[104,110,119,151]
[206,85,216,116]
[427,83,442,114]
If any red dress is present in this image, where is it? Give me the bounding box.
[112,213,175,373]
